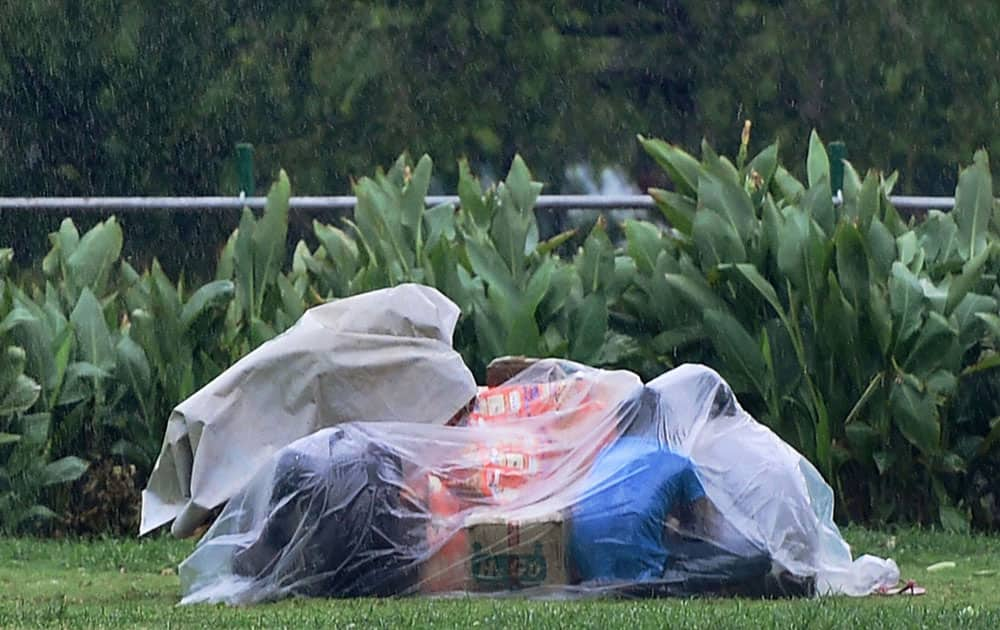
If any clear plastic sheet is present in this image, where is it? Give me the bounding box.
[179,360,898,604]
[140,284,477,538]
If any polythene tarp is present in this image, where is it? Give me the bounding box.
[178,360,899,604]
[139,284,478,538]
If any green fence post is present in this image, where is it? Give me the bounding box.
[236,143,255,196]
[829,141,846,195]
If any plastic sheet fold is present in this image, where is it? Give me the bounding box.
[178,360,899,604]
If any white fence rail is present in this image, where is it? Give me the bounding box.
[0,194,961,212]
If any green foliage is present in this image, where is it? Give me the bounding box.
[3,1,999,202]
[3,135,1000,534]
[628,129,1000,527]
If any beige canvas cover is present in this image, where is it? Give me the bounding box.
[139,284,478,537]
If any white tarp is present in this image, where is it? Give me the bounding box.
[139,284,478,537]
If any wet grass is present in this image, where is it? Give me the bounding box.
[0,528,998,628]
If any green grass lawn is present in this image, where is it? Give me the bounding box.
[1,528,998,629]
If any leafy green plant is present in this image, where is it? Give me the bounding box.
[0,272,88,532]
[626,129,1000,527]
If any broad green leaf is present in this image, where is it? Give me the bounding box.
[423,202,457,252]
[841,160,863,203]
[215,229,238,282]
[401,154,432,230]
[250,317,277,348]
[624,220,664,275]
[569,293,608,364]
[537,265,576,322]
[19,412,50,446]
[945,244,991,315]
[6,299,57,394]
[0,306,37,335]
[536,229,577,256]
[234,209,256,317]
[704,309,767,397]
[889,262,924,347]
[867,218,896,280]
[504,154,543,214]
[115,334,151,396]
[69,288,114,372]
[773,166,806,202]
[692,209,746,269]
[926,371,958,398]
[700,140,740,183]
[0,375,40,416]
[746,144,779,196]
[252,170,291,313]
[857,170,881,228]
[54,219,80,267]
[652,326,707,354]
[458,158,490,227]
[807,130,830,189]
[276,273,306,322]
[56,364,96,407]
[314,222,359,277]
[493,185,535,279]
[577,219,615,295]
[803,179,836,237]
[763,318,801,398]
[41,456,89,486]
[180,280,235,331]
[649,188,696,234]
[464,237,518,320]
[918,211,959,269]
[868,285,893,354]
[823,273,860,381]
[663,273,727,313]
[65,217,123,298]
[777,208,829,310]
[0,346,26,393]
[639,135,701,197]
[835,222,869,308]
[698,171,756,244]
[903,311,958,377]
[953,149,992,260]
[472,295,505,361]
[890,378,940,454]
[953,293,997,350]
[976,313,1000,340]
[897,231,919,267]
[761,196,783,260]
[919,276,948,312]
[523,258,555,315]
[726,263,787,324]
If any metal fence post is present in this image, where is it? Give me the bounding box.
[236,143,255,197]
[829,141,846,195]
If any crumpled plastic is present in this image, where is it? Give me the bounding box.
[177,359,899,604]
[139,284,478,538]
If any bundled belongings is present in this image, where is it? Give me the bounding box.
[176,359,899,605]
[140,284,477,538]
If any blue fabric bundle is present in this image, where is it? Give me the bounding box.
[568,437,705,583]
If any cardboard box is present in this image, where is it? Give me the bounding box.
[485,356,539,387]
[466,516,568,591]
[420,511,569,593]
